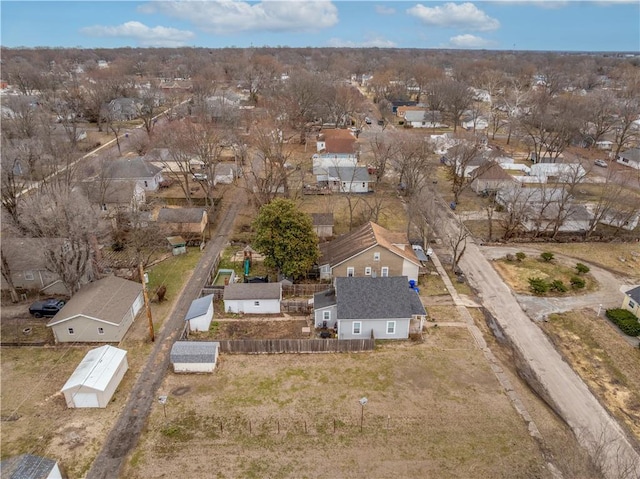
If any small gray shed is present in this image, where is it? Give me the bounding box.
[170,341,220,373]
[0,453,63,479]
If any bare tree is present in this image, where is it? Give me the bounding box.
[446,136,486,204]
[367,134,397,182]
[1,248,20,302]
[18,185,99,295]
[448,215,471,273]
[441,79,474,132]
[390,132,433,198]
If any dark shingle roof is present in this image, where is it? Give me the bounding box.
[327,166,371,182]
[0,238,66,271]
[170,341,219,363]
[626,285,640,303]
[223,283,282,301]
[314,288,336,309]
[185,294,214,321]
[0,454,57,479]
[157,207,206,224]
[335,276,426,320]
[106,156,162,180]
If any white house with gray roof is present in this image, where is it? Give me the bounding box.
[185,294,214,332]
[616,148,640,170]
[223,283,282,314]
[171,341,220,373]
[47,276,143,343]
[316,166,372,193]
[0,454,63,479]
[313,276,426,339]
[106,156,164,191]
[622,285,640,320]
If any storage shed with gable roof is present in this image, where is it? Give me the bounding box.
[61,345,128,408]
[170,341,220,373]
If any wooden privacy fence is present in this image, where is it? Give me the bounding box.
[201,287,224,300]
[216,338,375,354]
[280,300,312,314]
[282,283,330,297]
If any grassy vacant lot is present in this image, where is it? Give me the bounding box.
[542,309,640,441]
[516,243,640,282]
[123,329,552,479]
[492,254,597,295]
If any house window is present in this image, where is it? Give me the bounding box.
[323,311,331,321]
[353,322,361,335]
[101,203,108,211]
[97,327,105,335]
[68,328,75,335]
[321,265,330,274]
[365,267,372,276]
[24,271,35,281]
[381,267,389,277]
[374,252,380,262]
[144,180,149,187]
[347,267,355,277]
[387,321,396,334]
[362,182,366,188]
[254,301,260,307]
[629,300,637,309]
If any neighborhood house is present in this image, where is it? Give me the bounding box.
[313,276,426,340]
[318,222,421,282]
[46,276,143,343]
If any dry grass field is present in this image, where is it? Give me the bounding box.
[542,309,640,442]
[122,330,554,479]
[492,255,597,295]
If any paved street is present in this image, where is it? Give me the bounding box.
[431,199,640,479]
[86,187,246,479]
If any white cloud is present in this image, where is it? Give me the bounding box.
[448,34,497,49]
[139,0,339,34]
[375,5,396,15]
[327,36,397,48]
[80,21,195,47]
[407,2,500,31]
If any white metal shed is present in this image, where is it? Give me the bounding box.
[185,294,214,332]
[61,345,128,408]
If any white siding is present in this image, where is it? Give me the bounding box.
[401,261,419,283]
[173,362,216,373]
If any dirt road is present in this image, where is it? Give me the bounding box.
[86,189,246,479]
[433,204,640,478]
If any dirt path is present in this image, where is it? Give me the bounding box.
[86,188,246,479]
[432,200,640,478]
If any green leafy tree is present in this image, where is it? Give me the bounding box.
[252,199,319,279]
[570,276,586,289]
[515,252,526,262]
[550,279,567,293]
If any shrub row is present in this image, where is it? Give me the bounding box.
[528,276,585,295]
[605,308,640,337]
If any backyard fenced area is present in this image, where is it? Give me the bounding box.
[215,338,375,354]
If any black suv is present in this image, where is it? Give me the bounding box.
[29,299,65,318]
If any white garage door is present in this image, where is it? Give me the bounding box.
[73,392,100,408]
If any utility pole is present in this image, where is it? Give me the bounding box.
[139,262,155,342]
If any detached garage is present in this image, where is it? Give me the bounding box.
[170,341,219,373]
[62,345,128,408]
[223,283,282,314]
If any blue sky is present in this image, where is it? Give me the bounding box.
[1,1,639,51]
